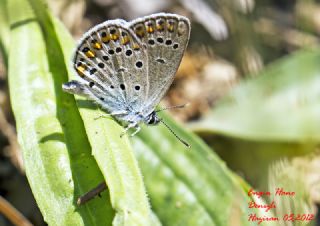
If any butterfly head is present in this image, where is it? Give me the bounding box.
[145,111,160,126]
[145,111,190,148]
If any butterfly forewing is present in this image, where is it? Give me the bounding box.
[72,20,149,114]
[129,13,190,114]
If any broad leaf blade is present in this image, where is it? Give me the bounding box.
[8,0,113,225]
[191,48,320,142]
[0,0,9,63]
[134,114,274,226]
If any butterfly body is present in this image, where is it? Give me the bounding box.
[63,13,190,138]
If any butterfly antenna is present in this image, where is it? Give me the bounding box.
[160,119,190,148]
[155,103,189,112]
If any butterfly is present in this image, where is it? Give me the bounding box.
[62,13,191,147]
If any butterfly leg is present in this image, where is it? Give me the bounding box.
[94,110,128,120]
[120,122,137,138]
[130,125,141,137]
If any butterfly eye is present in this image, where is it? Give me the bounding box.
[173,43,179,49]
[89,82,95,87]
[120,84,125,90]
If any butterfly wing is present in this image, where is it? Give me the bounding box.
[129,13,191,115]
[63,19,149,116]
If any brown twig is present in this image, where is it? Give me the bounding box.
[77,182,107,206]
[0,195,33,226]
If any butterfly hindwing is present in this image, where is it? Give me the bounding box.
[69,20,149,114]
[129,13,190,114]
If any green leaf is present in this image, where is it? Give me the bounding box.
[191,48,320,142]
[0,0,9,64]
[133,114,276,226]
[189,48,320,187]
[7,0,113,225]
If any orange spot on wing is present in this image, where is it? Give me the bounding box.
[156,24,164,31]
[85,50,95,58]
[136,30,145,38]
[111,34,119,41]
[121,36,130,45]
[167,24,174,32]
[92,42,102,50]
[102,36,110,43]
[132,43,140,50]
[76,65,86,77]
[146,26,154,33]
